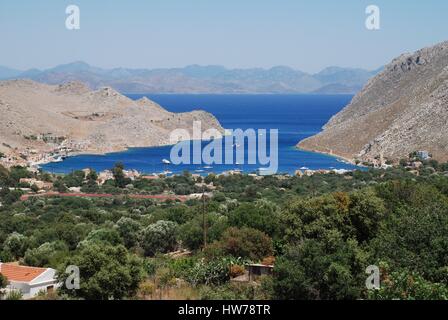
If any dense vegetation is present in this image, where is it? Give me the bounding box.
[1,161,448,300]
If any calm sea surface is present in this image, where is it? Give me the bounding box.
[41,94,359,175]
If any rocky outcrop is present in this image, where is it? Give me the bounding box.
[0,80,223,157]
[298,41,448,163]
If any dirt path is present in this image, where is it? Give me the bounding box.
[20,192,188,202]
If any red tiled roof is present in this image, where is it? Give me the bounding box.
[0,263,47,282]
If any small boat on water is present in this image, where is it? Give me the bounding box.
[162,159,171,164]
[203,166,213,169]
[195,169,205,173]
[300,166,309,170]
[162,170,173,175]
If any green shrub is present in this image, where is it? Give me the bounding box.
[141,220,178,256]
[213,227,274,261]
[185,258,232,286]
[369,267,448,300]
[58,243,144,300]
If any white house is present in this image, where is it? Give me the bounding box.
[416,150,431,160]
[0,263,59,299]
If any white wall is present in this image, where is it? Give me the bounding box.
[5,268,58,299]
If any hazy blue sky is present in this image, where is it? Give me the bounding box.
[0,0,447,72]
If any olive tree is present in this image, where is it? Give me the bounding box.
[141,220,178,256]
[115,217,142,249]
[58,243,144,300]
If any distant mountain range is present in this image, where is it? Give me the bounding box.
[0,62,381,94]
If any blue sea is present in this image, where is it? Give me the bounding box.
[41,94,359,175]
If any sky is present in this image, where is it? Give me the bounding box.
[0,0,447,73]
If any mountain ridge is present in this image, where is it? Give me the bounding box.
[0,62,380,94]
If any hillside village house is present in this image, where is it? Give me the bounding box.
[97,170,114,185]
[0,263,59,299]
[416,150,431,160]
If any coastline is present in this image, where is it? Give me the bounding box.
[0,94,362,174]
[39,142,363,177]
[295,144,362,167]
[31,132,231,169]
[5,136,365,176]
[37,128,238,167]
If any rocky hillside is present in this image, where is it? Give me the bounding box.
[299,41,448,163]
[0,80,223,158]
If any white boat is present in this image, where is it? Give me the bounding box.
[203,166,213,169]
[300,166,309,170]
[162,170,173,175]
[162,159,171,164]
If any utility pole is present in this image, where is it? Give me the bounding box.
[202,185,208,249]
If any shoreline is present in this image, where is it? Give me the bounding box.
[39,145,362,177]
[6,138,367,177]
[21,134,365,175]
[295,144,365,168]
[33,135,229,169]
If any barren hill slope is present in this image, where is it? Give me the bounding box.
[299,41,448,163]
[0,80,223,159]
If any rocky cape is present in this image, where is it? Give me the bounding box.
[0,80,223,161]
[299,41,448,163]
